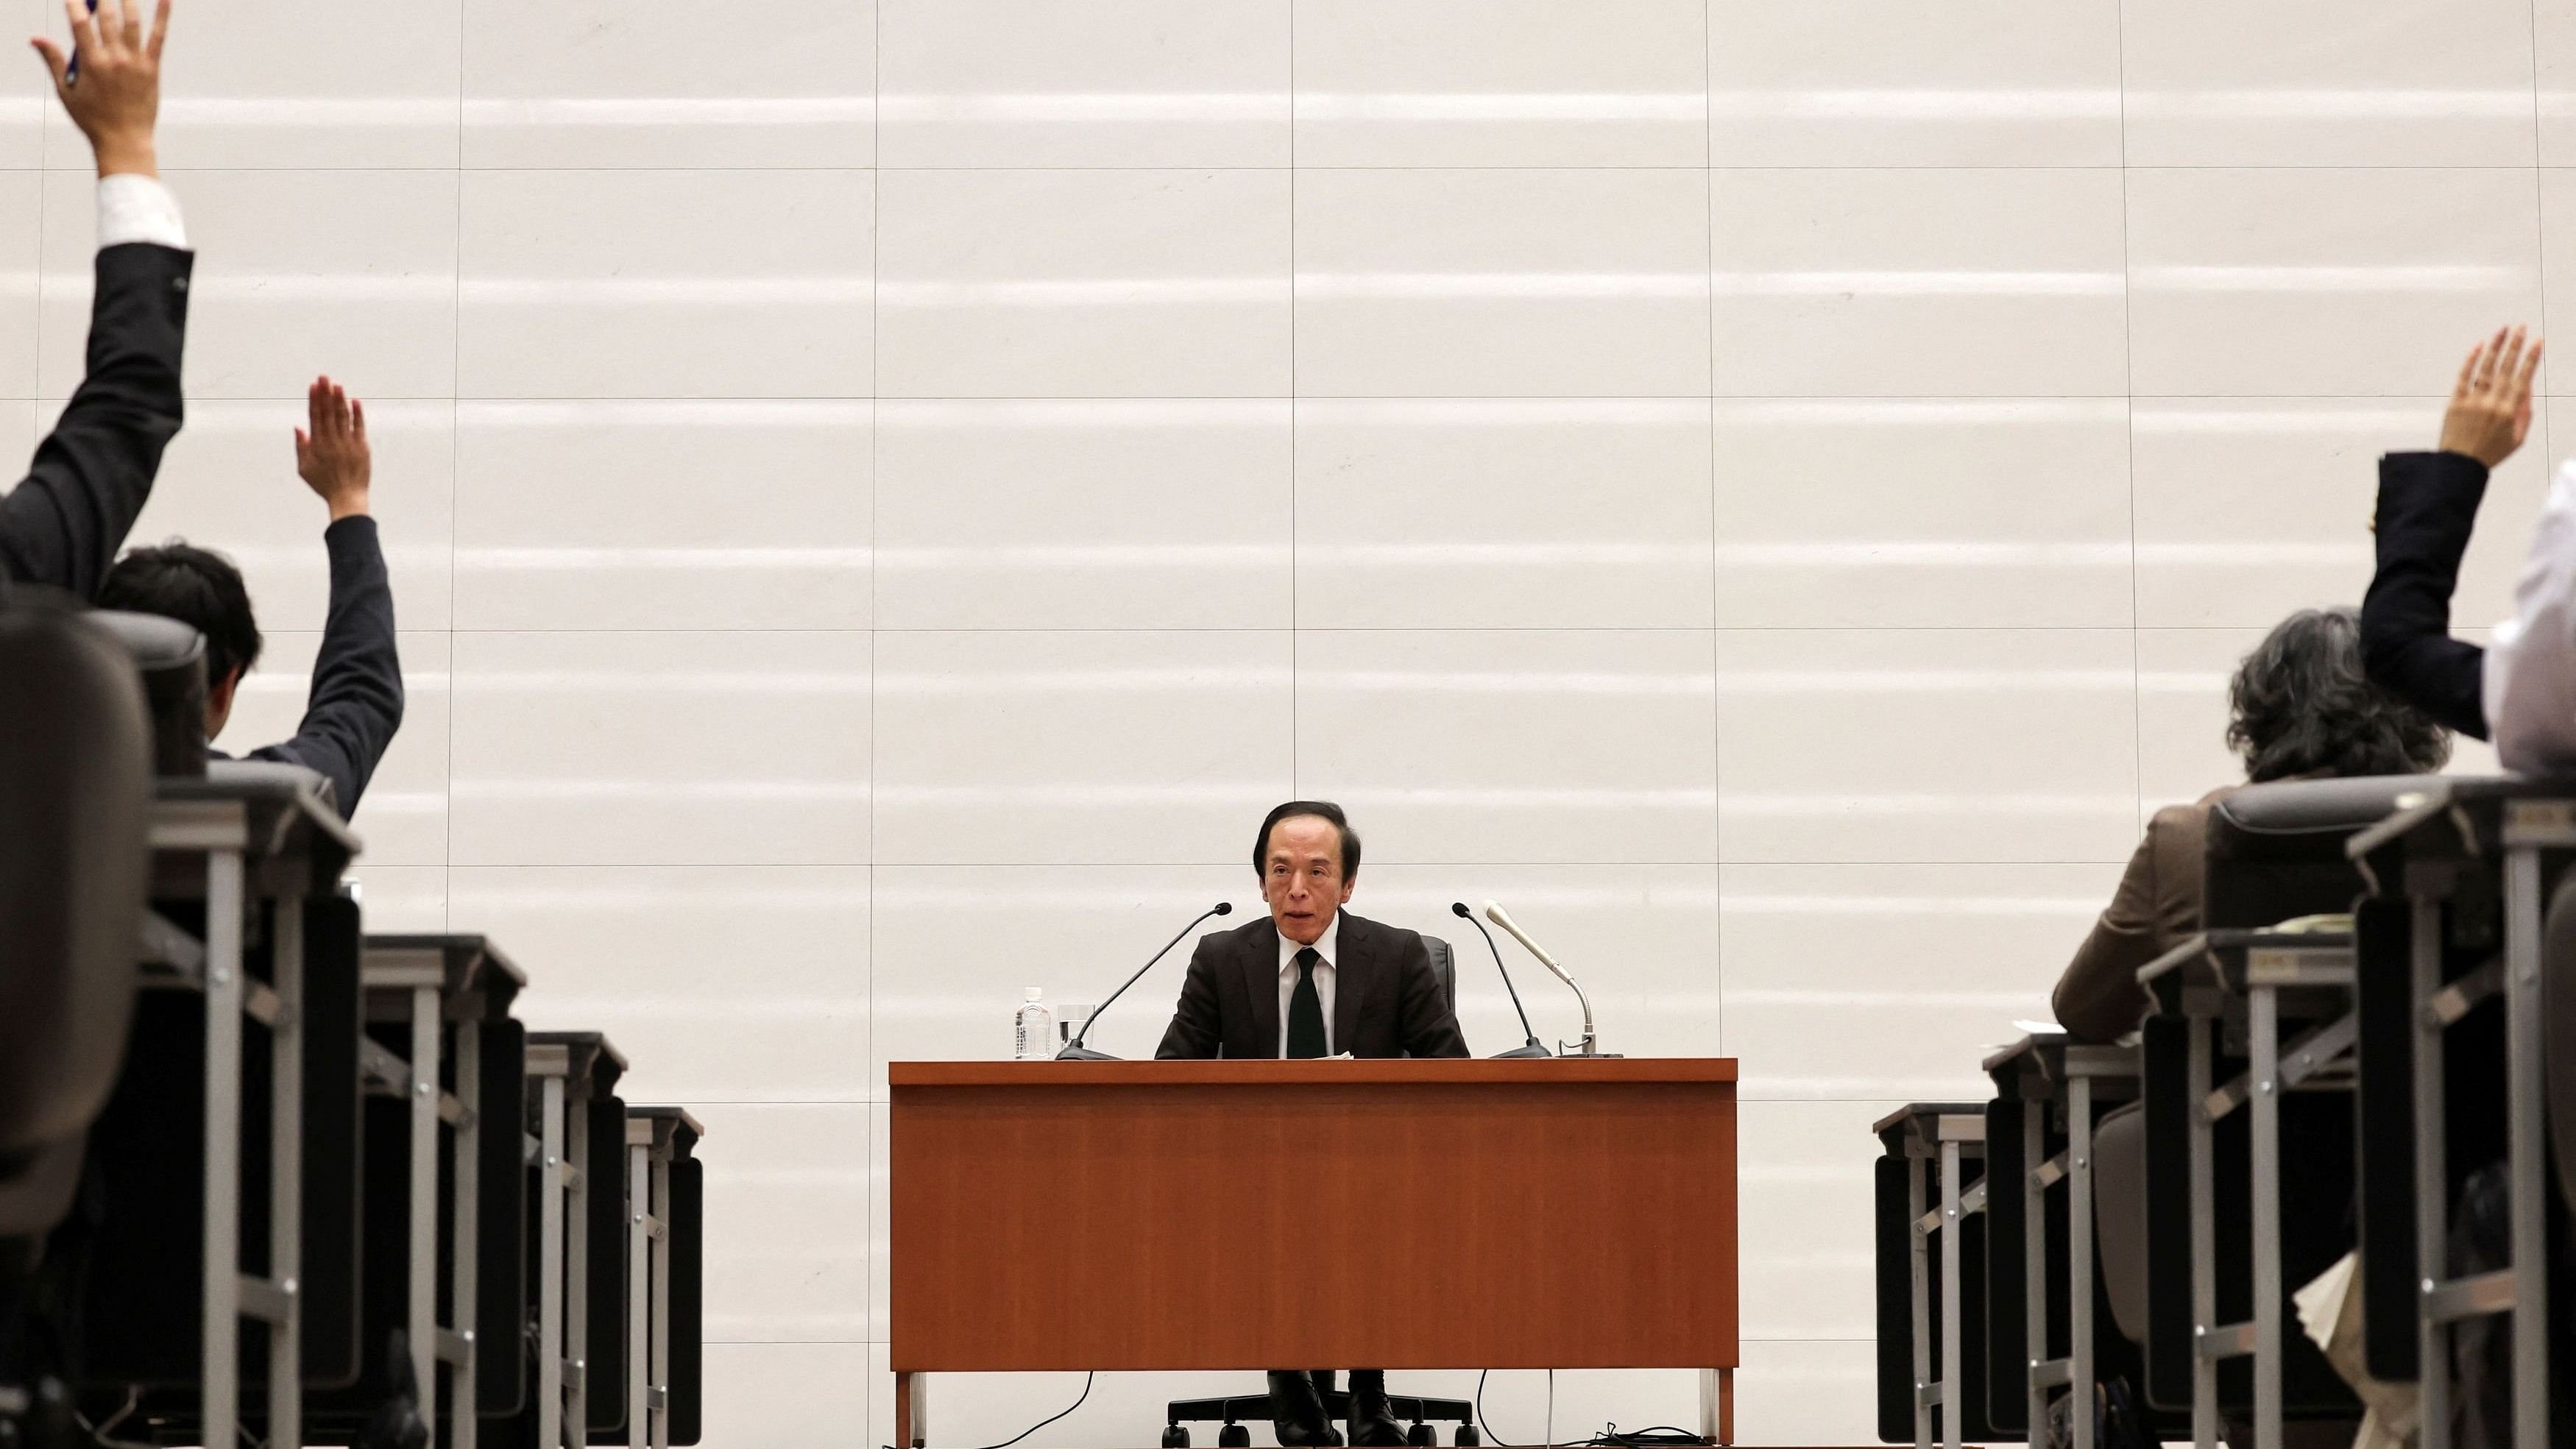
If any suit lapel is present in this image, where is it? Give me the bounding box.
[1241,920,1281,1057]
[1331,914,1367,1055]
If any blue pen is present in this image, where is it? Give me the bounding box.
[63,0,97,82]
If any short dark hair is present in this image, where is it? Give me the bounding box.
[2228,606,2450,782]
[96,542,263,690]
[1253,800,1361,878]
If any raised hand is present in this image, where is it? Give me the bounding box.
[2440,325,2544,470]
[294,376,373,522]
[30,0,169,178]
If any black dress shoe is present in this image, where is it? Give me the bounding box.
[1345,1370,1406,1448]
[1270,1371,1341,1447]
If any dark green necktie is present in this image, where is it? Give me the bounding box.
[1287,946,1327,1058]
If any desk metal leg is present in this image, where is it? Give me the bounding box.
[649,1152,671,1449]
[2411,899,2450,1449]
[567,1098,592,1449]
[2068,1077,2095,1449]
[2249,985,2282,1449]
[269,896,305,1449]
[629,1140,651,1449]
[2022,1105,2048,1445]
[455,1022,482,1449]
[896,1371,927,1449]
[411,983,444,1442]
[539,1075,567,1449]
[1694,1368,1730,1446]
[1908,1158,1931,1449]
[2502,846,2549,1448]
[202,849,246,1449]
[2187,1011,2218,1449]
[1939,1138,1963,1449]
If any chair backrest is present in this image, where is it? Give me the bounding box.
[0,594,152,1236]
[2203,774,2439,929]
[2544,875,2576,1214]
[1422,935,1457,1010]
[86,607,207,777]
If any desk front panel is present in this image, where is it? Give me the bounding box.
[890,1061,1738,1371]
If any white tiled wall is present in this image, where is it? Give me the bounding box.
[5,0,2555,1441]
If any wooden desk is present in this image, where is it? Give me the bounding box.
[890,1057,1739,1445]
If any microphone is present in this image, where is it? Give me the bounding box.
[1055,901,1233,1060]
[1451,902,1549,1058]
[1482,900,1604,1057]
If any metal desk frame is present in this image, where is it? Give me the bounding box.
[528,1032,628,1449]
[2139,929,2358,1449]
[622,1108,701,1449]
[142,773,356,1449]
[2349,784,2556,1449]
[362,935,528,1449]
[1982,1032,2137,1449]
[1875,1103,1988,1449]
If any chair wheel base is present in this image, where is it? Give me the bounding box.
[1454,1429,1479,1448]
[1163,1428,1190,1449]
[1217,1425,1251,1449]
[1406,1426,1435,1448]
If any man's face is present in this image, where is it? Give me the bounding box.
[1262,815,1354,946]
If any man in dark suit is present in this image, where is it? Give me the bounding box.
[4,0,192,599]
[1156,800,1469,1446]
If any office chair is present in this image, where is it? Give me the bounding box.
[1162,936,1479,1449]
[0,595,157,1449]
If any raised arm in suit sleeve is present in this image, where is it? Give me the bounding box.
[0,238,191,597]
[246,516,403,818]
[1153,938,1228,1060]
[1396,937,1471,1058]
[2488,460,2576,773]
[2361,450,2491,739]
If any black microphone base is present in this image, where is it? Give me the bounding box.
[1491,1041,1554,1059]
[1053,1044,1123,1060]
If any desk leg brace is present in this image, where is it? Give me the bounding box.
[411,985,444,1442]
[629,1142,649,1449]
[2023,1106,2049,1443]
[455,1024,482,1449]
[1939,1138,1964,1449]
[2068,1077,2096,1449]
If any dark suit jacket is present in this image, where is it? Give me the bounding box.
[1154,911,1471,1060]
[211,517,404,821]
[2360,449,2489,739]
[0,243,192,598]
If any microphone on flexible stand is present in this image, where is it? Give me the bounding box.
[1055,901,1234,1060]
[1482,900,1610,1057]
[1451,901,1550,1058]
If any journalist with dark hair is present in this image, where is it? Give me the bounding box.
[2050,606,2448,1044]
[97,378,401,819]
[1155,801,1467,1447]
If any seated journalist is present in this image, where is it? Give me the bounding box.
[2053,606,2450,1043]
[2,0,191,597]
[97,378,402,819]
[2358,325,2576,774]
[2050,609,2446,1449]
[1156,800,1468,1447]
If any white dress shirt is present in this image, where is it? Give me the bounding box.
[2485,458,2576,773]
[97,174,188,251]
[1276,913,1340,1057]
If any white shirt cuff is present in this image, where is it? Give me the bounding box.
[96,174,188,251]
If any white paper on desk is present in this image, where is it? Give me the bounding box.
[2011,1019,2062,1035]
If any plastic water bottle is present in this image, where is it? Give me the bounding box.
[1013,988,1055,1061]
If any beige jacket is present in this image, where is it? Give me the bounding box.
[2052,787,2230,1044]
